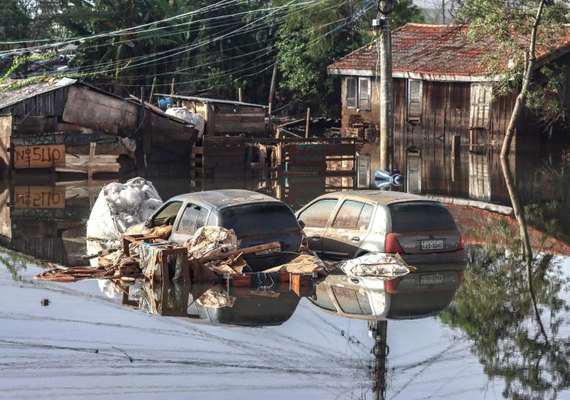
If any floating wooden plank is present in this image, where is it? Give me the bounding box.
[56,153,120,175]
[13,144,66,169]
[197,241,281,263]
[13,186,66,209]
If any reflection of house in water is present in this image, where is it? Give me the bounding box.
[328,23,570,216]
[0,181,105,266]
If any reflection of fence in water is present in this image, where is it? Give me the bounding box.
[192,137,358,180]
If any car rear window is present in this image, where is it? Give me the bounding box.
[388,202,456,232]
[220,203,299,237]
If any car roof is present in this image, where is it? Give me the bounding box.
[315,190,438,205]
[168,189,282,210]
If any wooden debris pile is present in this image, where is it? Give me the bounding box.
[34,226,325,284]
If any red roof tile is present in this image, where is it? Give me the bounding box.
[328,23,570,79]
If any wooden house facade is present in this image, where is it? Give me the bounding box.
[0,78,198,177]
[328,23,570,205]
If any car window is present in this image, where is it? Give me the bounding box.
[332,200,373,230]
[152,201,182,226]
[220,203,299,237]
[177,204,208,235]
[389,202,457,232]
[298,199,337,228]
[359,204,374,229]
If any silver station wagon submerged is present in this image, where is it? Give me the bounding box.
[295,190,467,274]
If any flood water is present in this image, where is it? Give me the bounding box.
[1,168,570,399]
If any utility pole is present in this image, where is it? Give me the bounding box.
[369,320,388,400]
[374,0,393,172]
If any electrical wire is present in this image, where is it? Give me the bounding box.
[3,0,375,96]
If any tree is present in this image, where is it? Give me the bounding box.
[0,0,31,49]
[458,0,569,267]
[440,243,570,399]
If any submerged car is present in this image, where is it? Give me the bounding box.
[311,271,461,320]
[141,189,304,271]
[295,190,466,275]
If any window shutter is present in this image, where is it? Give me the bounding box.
[346,78,357,108]
[358,78,371,110]
[408,79,422,120]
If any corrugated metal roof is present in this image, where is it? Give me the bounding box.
[328,23,570,80]
[0,77,77,110]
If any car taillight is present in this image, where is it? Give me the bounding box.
[385,233,404,253]
[385,277,402,293]
[457,235,464,250]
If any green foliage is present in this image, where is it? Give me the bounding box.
[524,200,561,238]
[392,0,425,29]
[526,65,566,126]
[440,244,570,399]
[3,0,423,105]
[0,247,37,282]
[274,0,424,112]
[275,29,320,96]
[458,0,570,123]
[0,0,31,48]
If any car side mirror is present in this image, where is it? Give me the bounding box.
[144,219,154,228]
[298,219,305,229]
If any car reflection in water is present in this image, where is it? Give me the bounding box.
[310,269,462,398]
[110,273,314,327]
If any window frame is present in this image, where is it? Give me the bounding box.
[298,198,339,229]
[407,79,423,121]
[345,77,371,111]
[331,200,374,231]
[176,203,209,235]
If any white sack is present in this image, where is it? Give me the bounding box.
[337,253,410,279]
[86,177,163,241]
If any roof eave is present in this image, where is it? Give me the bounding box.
[328,67,498,82]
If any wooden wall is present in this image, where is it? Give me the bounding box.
[183,100,266,135]
[341,76,518,204]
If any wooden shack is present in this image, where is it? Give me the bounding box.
[0,78,198,177]
[164,95,268,136]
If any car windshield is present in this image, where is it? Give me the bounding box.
[388,201,456,232]
[220,203,299,237]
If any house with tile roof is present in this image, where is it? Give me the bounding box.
[328,23,570,201]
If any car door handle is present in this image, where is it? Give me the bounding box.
[310,236,321,241]
[351,236,361,242]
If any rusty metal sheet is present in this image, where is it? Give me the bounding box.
[63,86,138,135]
[13,144,66,169]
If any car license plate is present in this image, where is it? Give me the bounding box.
[420,239,444,251]
[420,273,444,285]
